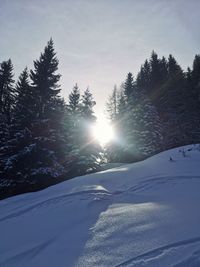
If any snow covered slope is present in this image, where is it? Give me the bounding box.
[1,145,200,267]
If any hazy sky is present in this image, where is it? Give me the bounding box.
[0,0,200,116]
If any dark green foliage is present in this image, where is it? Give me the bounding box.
[30,38,61,119]
[1,41,200,198]
[14,68,36,128]
[106,73,163,162]
[0,40,69,197]
[107,51,200,163]
[66,86,101,176]
[0,59,15,123]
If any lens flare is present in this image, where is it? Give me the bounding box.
[91,116,114,145]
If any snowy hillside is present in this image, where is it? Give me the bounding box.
[1,145,200,267]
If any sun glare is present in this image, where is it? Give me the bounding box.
[91,115,114,145]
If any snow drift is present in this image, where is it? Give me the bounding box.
[0,145,200,267]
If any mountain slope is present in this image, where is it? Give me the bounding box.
[1,145,200,267]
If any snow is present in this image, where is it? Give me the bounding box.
[1,145,200,266]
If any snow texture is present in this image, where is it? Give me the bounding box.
[0,145,200,266]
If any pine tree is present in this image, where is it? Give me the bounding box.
[149,51,162,93]
[28,39,66,184]
[66,83,81,154]
[14,67,36,128]
[80,87,96,119]
[131,95,163,157]
[65,84,81,175]
[0,59,15,189]
[66,86,101,175]
[159,55,186,148]
[67,83,80,115]
[106,85,127,162]
[124,72,134,100]
[183,67,199,143]
[137,60,151,93]
[185,55,200,143]
[79,88,101,173]
[0,59,15,124]
[106,85,118,121]
[30,38,61,119]
[1,40,67,194]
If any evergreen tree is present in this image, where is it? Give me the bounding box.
[0,59,15,189]
[67,83,80,115]
[65,84,81,175]
[184,56,200,143]
[66,83,81,155]
[0,59,15,124]
[14,67,35,128]
[106,85,118,121]
[137,60,151,93]
[106,85,127,162]
[1,40,67,194]
[79,88,101,173]
[130,95,163,157]
[159,55,186,148]
[80,87,96,119]
[149,51,162,93]
[30,38,61,119]
[66,86,101,175]
[160,56,168,83]
[124,72,134,100]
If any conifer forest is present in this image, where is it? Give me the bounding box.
[1,39,200,198]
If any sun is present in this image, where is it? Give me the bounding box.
[91,115,114,145]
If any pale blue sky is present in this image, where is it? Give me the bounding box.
[0,0,200,116]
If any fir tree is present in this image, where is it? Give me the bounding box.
[0,59,15,188]
[149,51,162,93]
[14,67,35,128]
[159,55,186,148]
[0,59,15,124]
[1,40,67,193]
[106,85,118,121]
[137,60,151,93]
[124,72,134,100]
[66,86,101,175]
[79,88,101,173]
[30,38,61,119]
[131,95,163,157]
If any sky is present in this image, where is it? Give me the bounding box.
[0,0,200,117]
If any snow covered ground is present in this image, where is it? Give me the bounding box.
[1,145,200,267]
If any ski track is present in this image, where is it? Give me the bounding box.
[0,189,112,222]
[1,175,200,222]
[128,175,200,193]
[115,237,200,266]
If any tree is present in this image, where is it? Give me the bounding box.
[137,60,151,93]
[106,85,128,162]
[0,59,15,187]
[0,59,15,124]
[14,67,35,128]
[79,88,101,173]
[124,72,134,100]
[106,85,118,121]
[149,51,162,93]
[1,40,67,192]
[158,55,186,148]
[30,38,61,119]
[131,95,163,157]
[66,86,101,176]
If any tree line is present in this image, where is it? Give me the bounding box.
[1,40,200,198]
[106,51,200,162]
[0,39,101,198]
